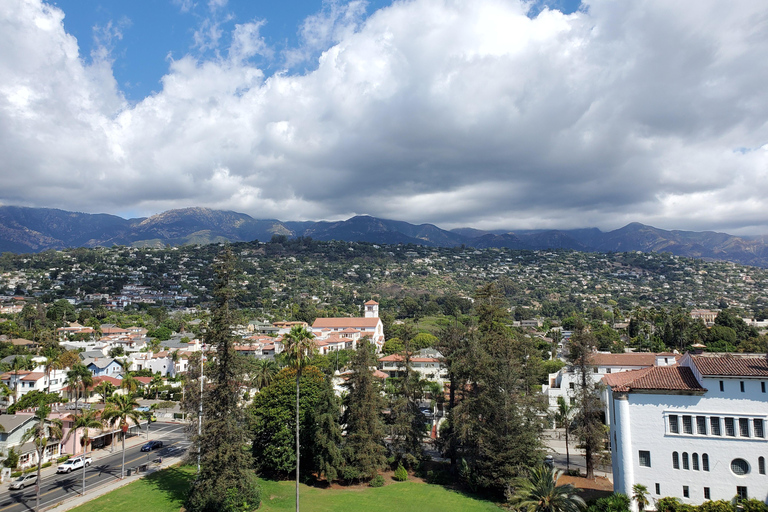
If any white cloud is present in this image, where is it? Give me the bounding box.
[1,0,768,234]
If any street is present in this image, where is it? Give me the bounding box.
[0,422,189,512]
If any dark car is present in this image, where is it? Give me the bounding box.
[141,440,164,452]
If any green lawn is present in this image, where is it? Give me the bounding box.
[259,478,502,512]
[68,466,502,512]
[68,465,196,512]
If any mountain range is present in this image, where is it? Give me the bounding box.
[2,205,768,267]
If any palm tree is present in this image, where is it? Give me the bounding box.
[282,325,316,512]
[102,394,142,479]
[120,375,140,395]
[513,466,586,512]
[555,396,575,471]
[94,381,116,404]
[63,409,102,496]
[150,375,164,399]
[253,359,278,390]
[632,484,650,512]
[66,363,93,413]
[42,347,62,394]
[20,402,63,512]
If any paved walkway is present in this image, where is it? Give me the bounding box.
[0,427,187,512]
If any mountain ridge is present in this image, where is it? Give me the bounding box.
[1,206,768,267]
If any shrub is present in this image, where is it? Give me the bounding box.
[10,472,21,478]
[393,463,408,482]
[57,455,70,463]
[42,462,52,469]
[699,500,735,512]
[369,475,385,488]
[655,497,682,512]
[741,499,768,512]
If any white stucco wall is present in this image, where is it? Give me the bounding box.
[611,376,768,509]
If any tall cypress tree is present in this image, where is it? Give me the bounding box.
[388,336,426,468]
[186,248,260,512]
[567,319,604,479]
[453,284,546,495]
[342,338,387,481]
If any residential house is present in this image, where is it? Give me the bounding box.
[0,414,61,469]
[378,348,448,385]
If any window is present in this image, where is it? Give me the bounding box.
[704,487,711,500]
[683,416,693,434]
[669,415,680,434]
[731,458,750,475]
[737,487,748,501]
[639,451,651,467]
[740,418,750,437]
[725,417,736,436]
[683,452,690,470]
[683,486,689,498]
[697,416,707,435]
[720,380,724,392]
[741,381,745,392]
[760,457,766,475]
[762,382,766,393]
[606,368,612,373]
[711,417,721,436]
[673,452,680,469]
[703,453,710,471]
[593,367,598,373]
[693,453,700,471]
[656,483,661,495]
[755,419,765,438]
[569,382,575,389]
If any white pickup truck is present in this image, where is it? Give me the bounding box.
[56,456,92,473]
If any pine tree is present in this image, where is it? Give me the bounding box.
[453,284,546,494]
[308,376,344,482]
[567,319,604,479]
[435,318,470,472]
[342,339,387,481]
[387,336,426,468]
[186,248,260,512]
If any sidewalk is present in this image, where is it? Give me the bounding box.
[1,431,186,512]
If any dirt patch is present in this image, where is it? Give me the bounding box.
[557,475,614,502]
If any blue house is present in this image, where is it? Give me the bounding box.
[82,357,123,378]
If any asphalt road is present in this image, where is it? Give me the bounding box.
[0,422,190,512]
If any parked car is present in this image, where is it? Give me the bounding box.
[56,456,92,473]
[141,440,163,452]
[9,473,38,490]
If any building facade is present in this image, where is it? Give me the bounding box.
[604,353,768,510]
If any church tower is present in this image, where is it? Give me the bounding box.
[364,300,379,318]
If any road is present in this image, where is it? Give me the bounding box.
[0,422,189,512]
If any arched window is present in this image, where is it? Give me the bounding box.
[702,453,710,471]
[760,457,765,475]
[683,452,690,470]
[673,452,680,470]
[693,453,700,471]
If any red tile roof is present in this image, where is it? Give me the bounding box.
[365,300,379,305]
[691,354,768,377]
[603,366,705,393]
[312,317,380,329]
[379,354,440,363]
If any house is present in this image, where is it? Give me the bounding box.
[604,352,768,509]
[542,352,679,416]
[311,300,384,347]
[82,357,123,378]
[0,414,61,469]
[0,368,69,405]
[378,349,448,385]
[690,309,718,326]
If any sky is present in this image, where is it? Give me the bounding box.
[1,0,767,234]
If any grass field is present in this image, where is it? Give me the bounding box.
[68,466,503,512]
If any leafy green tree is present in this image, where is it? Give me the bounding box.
[308,376,344,482]
[382,337,405,355]
[387,339,426,468]
[7,390,61,414]
[93,381,116,404]
[342,339,386,482]
[186,248,260,512]
[555,397,574,471]
[511,466,585,512]
[252,359,278,390]
[102,393,142,479]
[283,324,316,511]
[20,402,63,512]
[250,366,327,477]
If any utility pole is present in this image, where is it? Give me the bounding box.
[197,347,204,475]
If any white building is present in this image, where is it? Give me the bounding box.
[311,300,385,347]
[378,348,448,385]
[604,352,768,509]
[542,352,679,412]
